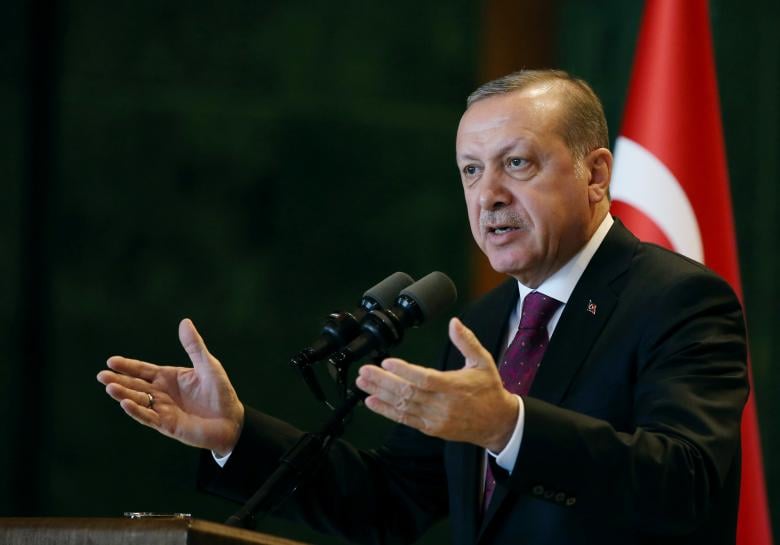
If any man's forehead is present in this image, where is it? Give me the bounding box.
[463,84,563,121]
[457,111,514,135]
[457,85,566,146]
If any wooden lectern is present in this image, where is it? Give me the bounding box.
[0,517,309,545]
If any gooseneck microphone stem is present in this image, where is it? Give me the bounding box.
[224,386,369,529]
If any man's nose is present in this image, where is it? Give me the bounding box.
[478,168,512,210]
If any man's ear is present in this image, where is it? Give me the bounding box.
[585,148,612,204]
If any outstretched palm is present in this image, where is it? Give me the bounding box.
[97,319,244,456]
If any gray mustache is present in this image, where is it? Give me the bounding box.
[479,210,529,230]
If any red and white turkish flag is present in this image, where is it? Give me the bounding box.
[610,1,773,542]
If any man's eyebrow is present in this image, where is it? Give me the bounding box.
[456,153,481,162]
[457,140,529,162]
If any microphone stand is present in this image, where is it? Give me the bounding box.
[225,271,456,529]
[224,386,368,529]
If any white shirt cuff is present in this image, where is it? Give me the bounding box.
[488,395,525,473]
[212,450,232,468]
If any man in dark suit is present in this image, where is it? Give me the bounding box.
[98,70,748,544]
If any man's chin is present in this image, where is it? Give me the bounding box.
[486,254,532,279]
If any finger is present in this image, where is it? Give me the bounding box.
[178,318,212,370]
[380,358,443,391]
[354,371,379,395]
[119,398,161,429]
[363,395,430,432]
[358,364,418,397]
[106,356,159,382]
[358,364,436,406]
[96,369,116,385]
[105,382,156,409]
[98,369,153,393]
[448,317,493,368]
[356,371,429,413]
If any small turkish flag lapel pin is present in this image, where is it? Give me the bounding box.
[587,300,597,315]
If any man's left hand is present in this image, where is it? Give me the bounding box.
[356,317,518,452]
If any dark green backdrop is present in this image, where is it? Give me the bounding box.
[1,1,777,543]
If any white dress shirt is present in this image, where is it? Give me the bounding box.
[490,213,614,472]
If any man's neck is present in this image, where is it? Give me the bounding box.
[516,213,614,302]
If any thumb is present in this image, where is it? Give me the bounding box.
[449,317,493,369]
[179,318,213,370]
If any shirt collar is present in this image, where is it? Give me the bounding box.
[517,213,614,304]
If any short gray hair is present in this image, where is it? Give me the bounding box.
[466,69,609,162]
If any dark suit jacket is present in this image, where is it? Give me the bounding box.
[200,221,749,545]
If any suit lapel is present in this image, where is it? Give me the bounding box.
[478,463,511,540]
[530,220,637,405]
[477,221,639,541]
[465,278,519,359]
[449,279,518,544]
[448,440,481,544]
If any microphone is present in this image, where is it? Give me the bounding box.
[327,271,457,374]
[291,272,414,401]
[292,271,415,365]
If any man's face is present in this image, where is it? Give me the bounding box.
[456,88,594,288]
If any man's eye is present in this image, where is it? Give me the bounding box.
[508,157,526,168]
[463,165,478,176]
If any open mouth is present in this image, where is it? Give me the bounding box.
[488,226,519,235]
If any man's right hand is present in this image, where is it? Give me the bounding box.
[96,318,245,457]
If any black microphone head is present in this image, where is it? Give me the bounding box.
[399,271,457,322]
[362,272,415,310]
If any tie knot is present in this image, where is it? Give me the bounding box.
[519,292,562,330]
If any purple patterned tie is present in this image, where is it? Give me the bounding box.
[482,291,563,512]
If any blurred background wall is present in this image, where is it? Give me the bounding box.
[1,1,777,543]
